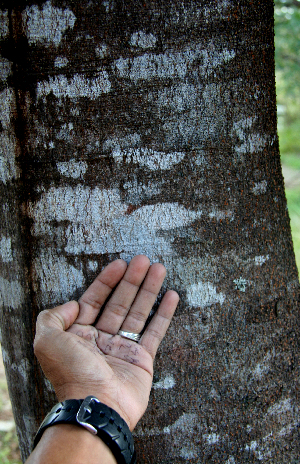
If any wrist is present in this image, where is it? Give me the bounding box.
[55,387,132,430]
[33,397,136,464]
[27,424,117,464]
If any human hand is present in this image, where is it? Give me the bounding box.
[34,255,179,431]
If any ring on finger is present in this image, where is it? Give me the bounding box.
[117,330,141,343]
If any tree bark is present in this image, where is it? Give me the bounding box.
[0,1,299,462]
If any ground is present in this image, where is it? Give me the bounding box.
[0,347,22,464]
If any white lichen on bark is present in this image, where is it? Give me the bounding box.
[22,1,76,46]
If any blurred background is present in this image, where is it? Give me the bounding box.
[275,0,300,271]
[0,2,299,462]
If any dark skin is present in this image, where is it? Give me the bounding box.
[26,255,179,464]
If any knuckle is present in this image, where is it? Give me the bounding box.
[36,309,50,326]
[128,309,146,323]
[34,310,52,354]
[79,295,102,310]
[147,327,163,342]
[105,301,128,317]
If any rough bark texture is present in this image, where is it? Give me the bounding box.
[0,0,299,462]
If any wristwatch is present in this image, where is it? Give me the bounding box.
[34,396,136,464]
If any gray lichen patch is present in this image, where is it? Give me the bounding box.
[129,31,157,49]
[0,134,19,184]
[32,250,85,306]
[0,57,12,83]
[0,236,13,263]
[114,42,235,82]
[22,1,76,46]
[36,72,111,100]
[0,10,9,40]
[0,276,24,309]
[57,159,88,179]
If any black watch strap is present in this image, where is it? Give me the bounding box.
[33,396,136,464]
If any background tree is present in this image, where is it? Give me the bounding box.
[0,0,299,462]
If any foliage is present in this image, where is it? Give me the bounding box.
[286,186,300,271]
[275,0,300,152]
[275,0,300,271]
[275,0,300,100]
[0,431,22,464]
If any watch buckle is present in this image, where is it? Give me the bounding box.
[76,396,100,435]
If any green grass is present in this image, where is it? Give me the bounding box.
[0,431,22,464]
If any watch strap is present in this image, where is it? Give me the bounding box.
[33,397,136,464]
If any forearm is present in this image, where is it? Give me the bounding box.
[25,424,117,464]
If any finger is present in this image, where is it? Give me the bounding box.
[36,301,80,334]
[34,301,80,353]
[119,263,166,334]
[95,255,151,334]
[75,259,128,325]
[140,290,179,359]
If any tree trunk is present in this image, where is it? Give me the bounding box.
[1,0,299,462]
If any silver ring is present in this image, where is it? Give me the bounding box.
[117,330,141,342]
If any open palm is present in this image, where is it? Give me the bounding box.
[34,256,179,431]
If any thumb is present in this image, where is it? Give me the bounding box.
[34,302,80,387]
[36,301,80,336]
